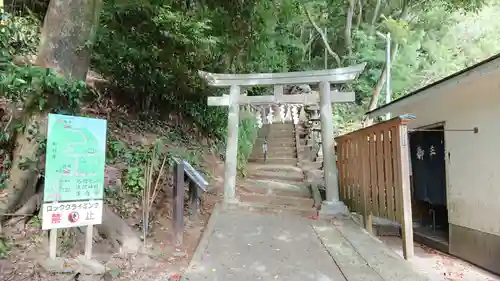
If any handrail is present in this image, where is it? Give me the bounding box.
[172,158,208,246]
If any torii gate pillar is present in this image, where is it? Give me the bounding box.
[319,82,337,201]
[223,84,240,202]
[319,81,347,215]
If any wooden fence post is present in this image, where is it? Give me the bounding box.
[173,161,185,246]
[360,134,373,234]
[397,122,414,259]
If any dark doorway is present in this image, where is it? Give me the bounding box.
[409,125,449,250]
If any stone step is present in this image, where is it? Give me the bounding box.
[258,132,295,138]
[239,193,315,209]
[248,164,303,173]
[238,179,310,197]
[302,162,323,171]
[299,139,308,145]
[253,145,297,153]
[258,127,295,133]
[267,143,296,149]
[251,150,297,158]
[249,169,303,182]
[248,157,297,165]
[261,122,294,129]
[255,137,295,144]
[266,126,295,131]
[228,201,318,217]
[255,142,296,149]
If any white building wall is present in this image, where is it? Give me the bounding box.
[386,71,500,236]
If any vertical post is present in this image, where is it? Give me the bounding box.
[361,135,373,234]
[274,85,284,123]
[319,81,339,202]
[398,123,414,259]
[189,181,199,214]
[49,229,57,259]
[385,32,392,120]
[324,27,328,69]
[173,161,185,246]
[84,225,93,259]
[308,29,313,61]
[224,84,240,202]
[274,85,284,101]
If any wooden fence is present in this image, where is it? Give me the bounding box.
[335,116,414,259]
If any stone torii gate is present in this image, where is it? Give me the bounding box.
[199,63,366,213]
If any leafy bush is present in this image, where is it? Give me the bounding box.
[237,112,258,175]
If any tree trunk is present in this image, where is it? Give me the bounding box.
[36,0,102,80]
[5,192,43,227]
[371,0,382,26]
[0,115,46,235]
[356,0,363,28]
[345,0,355,57]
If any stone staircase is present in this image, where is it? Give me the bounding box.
[237,122,318,216]
[249,122,298,166]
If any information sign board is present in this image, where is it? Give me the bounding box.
[42,114,107,230]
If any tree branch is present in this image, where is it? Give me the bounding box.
[301,4,342,66]
[371,0,382,26]
[303,32,318,61]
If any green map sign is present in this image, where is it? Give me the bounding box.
[44,114,108,202]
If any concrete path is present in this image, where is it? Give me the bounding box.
[180,206,429,281]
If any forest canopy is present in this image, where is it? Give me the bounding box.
[3,0,500,134]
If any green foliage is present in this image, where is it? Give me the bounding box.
[0,238,11,259]
[335,1,500,127]
[0,12,39,58]
[0,66,89,114]
[237,113,259,176]
[124,166,145,195]
[92,0,308,138]
[92,0,223,134]
[106,135,208,197]
[29,214,42,228]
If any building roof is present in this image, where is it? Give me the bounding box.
[366,53,500,117]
